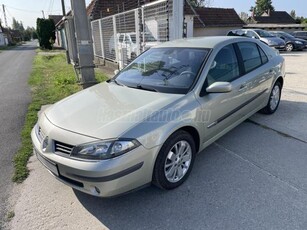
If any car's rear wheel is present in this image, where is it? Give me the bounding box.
[153,130,196,190]
[260,81,282,114]
[286,43,294,52]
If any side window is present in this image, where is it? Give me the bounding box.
[119,35,124,43]
[207,44,240,86]
[124,35,130,43]
[258,46,268,64]
[238,42,262,73]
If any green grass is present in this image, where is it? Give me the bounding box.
[12,50,108,183]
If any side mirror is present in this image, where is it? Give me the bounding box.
[114,69,120,75]
[206,82,232,93]
[280,36,285,40]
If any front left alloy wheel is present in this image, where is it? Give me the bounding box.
[153,130,196,190]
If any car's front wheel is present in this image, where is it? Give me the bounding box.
[286,43,294,52]
[261,81,282,114]
[153,130,196,190]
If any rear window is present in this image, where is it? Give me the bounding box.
[238,42,262,73]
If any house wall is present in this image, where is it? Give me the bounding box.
[54,28,67,49]
[185,15,194,38]
[193,26,243,37]
[0,33,6,46]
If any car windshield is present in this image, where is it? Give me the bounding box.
[280,32,295,39]
[113,47,209,94]
[255,30,274,37]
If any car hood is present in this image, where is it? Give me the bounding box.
[263,36,285,45]
[44,82,182,139]
[296,38,307,43]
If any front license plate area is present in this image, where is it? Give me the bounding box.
[35,149,59,176]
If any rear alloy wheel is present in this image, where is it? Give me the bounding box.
[285,43,294,52]
[153,130,196,190]
[260,81,282,114]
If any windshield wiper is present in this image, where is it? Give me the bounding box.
[127,84,159,92]
[110,79,125,87]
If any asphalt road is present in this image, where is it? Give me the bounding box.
[8,50,307,230]
[0,42,36,227]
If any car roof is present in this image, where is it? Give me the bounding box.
[153,36,254,49]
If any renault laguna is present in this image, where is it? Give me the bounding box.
[32,36,285,197]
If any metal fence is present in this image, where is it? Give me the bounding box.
[91,0,175,69]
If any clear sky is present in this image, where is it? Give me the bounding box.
[0,0,306,28]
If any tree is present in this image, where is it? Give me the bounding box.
[23,27,37,41]
[188,0,214,7]
[290,10,296,19]
[12,18,24,32]
[36,18,56,49]
[251,0,274,16]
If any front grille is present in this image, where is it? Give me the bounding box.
[54,140,74,155]
[37,126,46,143]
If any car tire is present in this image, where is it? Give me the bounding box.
[260,81,282,114]
[285,43,294,52]
[152,130,196,190]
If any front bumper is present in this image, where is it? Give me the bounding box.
[294,43,305,50]
[271,45,285,50]
[31,123,160,197]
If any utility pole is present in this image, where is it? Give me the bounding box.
[70,0,96,88]
[61,0,66,15]
[60,0,70,64]
[42,10,45,19]
[2,5,8,28]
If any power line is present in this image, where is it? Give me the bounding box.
[4,4,61,14]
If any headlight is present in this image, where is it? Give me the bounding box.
[71,139,141,160]
[295,41,303,44]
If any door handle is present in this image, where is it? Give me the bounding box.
[239,84,247,92]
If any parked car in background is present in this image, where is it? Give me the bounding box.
[270,31,307,51]
[32,36,285,197]
[291,31,307,41]
[227,29,286,50]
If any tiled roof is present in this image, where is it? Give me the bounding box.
[252,11,296,24]
[194,7,245,28]
[87,0,155,20]
[48,15,63,25]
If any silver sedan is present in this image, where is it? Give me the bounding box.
[31,36,285,197]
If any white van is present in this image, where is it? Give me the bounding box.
[109,32,158,60]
